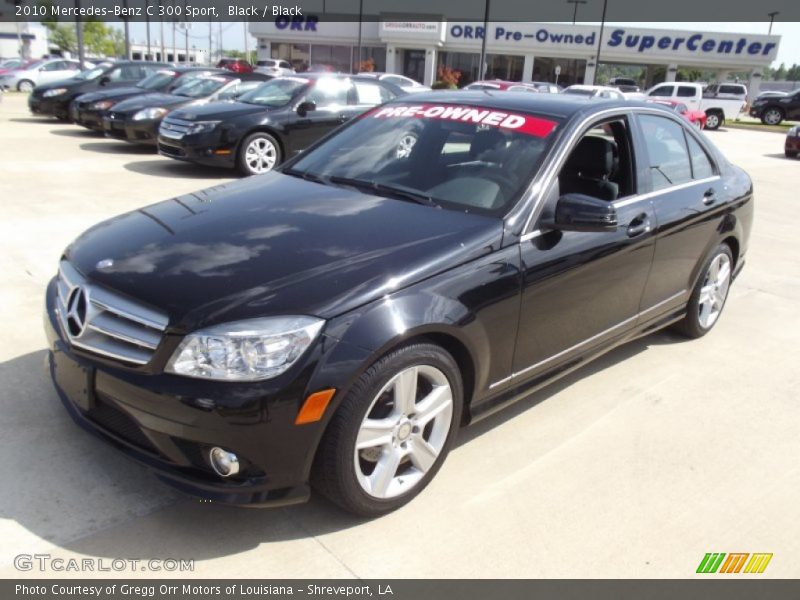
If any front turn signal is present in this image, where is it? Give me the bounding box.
[295,388,336,425]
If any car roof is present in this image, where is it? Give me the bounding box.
[386,90,659,120]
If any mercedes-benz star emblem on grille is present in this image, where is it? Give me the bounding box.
[96,258,114,270]
[65,286,88,338]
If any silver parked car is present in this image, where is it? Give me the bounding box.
[254,59,295,78]
[0,58,92,92]
[356,72,431,94]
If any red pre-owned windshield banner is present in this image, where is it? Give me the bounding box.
[369,104,558,137]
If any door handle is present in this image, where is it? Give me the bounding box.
[702,188,716,205]
[626,213,651,238]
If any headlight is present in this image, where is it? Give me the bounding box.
[166,316,325,381]
[43,88,67,97]
[186,120,220,135]
[90,99,115,110]
[132,107,168,121]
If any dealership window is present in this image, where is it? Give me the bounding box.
[639,115,693,190]
[485,54,524,81]
[437,52,524,85]
[532,57,586,87]
[271,43,311,71]
[356,47,387,72]
[437,51,481,85]
[310,45,353,73]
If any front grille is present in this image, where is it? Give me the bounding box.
[160,116,194,135]
[158,143,185,157]
[88,395,157,452]
[56,260,168,366]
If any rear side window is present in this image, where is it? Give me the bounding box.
[354,81,394,104]
[649,85,674,97]
[639,115,692,190]
[306,79,351,107]
[686,135,716,179]
[677,86,696,97]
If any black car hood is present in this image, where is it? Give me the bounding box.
[170,101,272,121]
[111,92,193,114]
[65,174,501,330]
[75,86,148,103]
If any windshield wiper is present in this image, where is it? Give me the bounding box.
[327,176,439,207]
[283,168,327,184]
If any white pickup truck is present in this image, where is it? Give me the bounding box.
[638,82,746,130]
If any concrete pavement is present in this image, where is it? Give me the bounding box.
[0,93,798,578]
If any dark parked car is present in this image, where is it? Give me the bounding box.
[28,61,171,120]
[45,93,752,516]
[785,125,800,158]
[749,89,800,125]
[217,58,254,73]
[71,67,223,132]
[157,73,404,175]
[607,76,641,93]
[102,72,270,146]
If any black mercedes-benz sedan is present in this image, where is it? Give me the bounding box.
[102,72,270,146]
[157,73,405,175]
[45,93,753,516]
[70,67,223,132]
[29,61,171,121]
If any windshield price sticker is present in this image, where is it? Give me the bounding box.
[371,104,557,137]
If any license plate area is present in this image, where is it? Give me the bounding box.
[54,352,95,412]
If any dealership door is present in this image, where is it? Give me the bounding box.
[402,50,426,84]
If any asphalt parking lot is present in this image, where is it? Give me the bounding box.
[1,92,798,578]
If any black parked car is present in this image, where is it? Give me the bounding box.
[157,73,405,175]
[45,93,753,516]
[71,67,223,132]
[101,72,270,146]
[29,61,171,121]
[749,88,800,125]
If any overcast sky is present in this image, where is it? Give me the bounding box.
[117,21,800,67]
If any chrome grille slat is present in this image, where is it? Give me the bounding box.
[56,260,168,365]
[160,117,193,134]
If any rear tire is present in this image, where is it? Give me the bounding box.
[674,243,734,339]
[17,79,34,93]
[761,107,784,126]
[312,343,463,517]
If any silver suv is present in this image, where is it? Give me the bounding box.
[255,59,295,78]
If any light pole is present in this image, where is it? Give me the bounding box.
[567,0,587,24]
[145,0,151,60]
[767,11,779,34]
[590,0,608,85]
[478,0,491,82]
[355,0,363,73]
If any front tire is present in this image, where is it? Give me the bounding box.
[312,343,463,517]
[761,107,784,126]
[674,243,733,339]
[704,110,723,130]
[237,132,281,176]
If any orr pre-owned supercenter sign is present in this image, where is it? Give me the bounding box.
[447,23,779,65]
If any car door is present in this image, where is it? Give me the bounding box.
[282,78,353,155]
[510,115,656,384]
[634,111,726,312]
[38,61,73,84]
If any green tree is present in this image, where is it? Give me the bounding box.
[42,22,76,54]
[787,64,800,81]
[773,62,788,80]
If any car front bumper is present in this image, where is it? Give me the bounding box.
[786,135,800,153]
[43,277,358,506]
[29,95,72,119]
[157,131,237,168]
[73,104,107,131]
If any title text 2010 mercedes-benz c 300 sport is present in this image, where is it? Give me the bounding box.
[45,93,753,516]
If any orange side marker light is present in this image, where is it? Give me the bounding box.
[295,389,336,425]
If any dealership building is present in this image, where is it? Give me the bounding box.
[250,19,780,100]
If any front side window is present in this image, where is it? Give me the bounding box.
[286,102,560,216]
[649,85,674,97]
[639,114,693,190]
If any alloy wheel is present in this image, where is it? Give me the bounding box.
[763,109,783,126]
[244,137,277,174]
[705,113,720,129]
[354,365,453,499]
[698,253,731,330]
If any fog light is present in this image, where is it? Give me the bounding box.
[209,447,239,477]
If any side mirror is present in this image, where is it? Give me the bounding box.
[553,193,618,232]
[296,100,316,117]
[99,76,111,86]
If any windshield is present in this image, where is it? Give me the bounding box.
[138,70,176,90]
[286,102,560,217]
[75,67,106,81]
[172,75,231,98]
[237,77,309,107]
